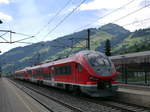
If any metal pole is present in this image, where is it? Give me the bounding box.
[144,58,147,85]
[0,20,3,24]
[121,56,125,83]
[0,50,1,78]
[87,29,90,50]
[125,63,127,84]
[0,67,1,78]
[10,31,12,43]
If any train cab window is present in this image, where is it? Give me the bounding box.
[77,64,82,72]
[103,58,111,66]
[85,52,112,76]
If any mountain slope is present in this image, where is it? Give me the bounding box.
[112,28,150,54]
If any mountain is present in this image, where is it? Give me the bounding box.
[112,28,150,54]
[0,23,150,75]
[97,23,131,52]
[100,23,130,36]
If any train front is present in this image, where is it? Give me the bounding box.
[81,51,118,97]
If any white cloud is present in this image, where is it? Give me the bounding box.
[80,0,150,31]
[80,0,136,10]
[0,0,10,4]
[96,0,150,31]
[0,12,13,21]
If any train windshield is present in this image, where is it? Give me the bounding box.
[85,52,112,76]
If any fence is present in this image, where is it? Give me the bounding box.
[115,62,150,86]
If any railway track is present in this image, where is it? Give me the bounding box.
[10,79,150,112]
[81,97,150,112]
[9,79,84,112]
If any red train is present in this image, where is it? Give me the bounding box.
[14,50,118,97]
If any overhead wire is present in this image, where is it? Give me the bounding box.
[33,0,72,37]
[42,0,87,41]
[0,32,9,42]
[14,32,34,37]
[0,29,34,44]
[122,17,150,27]
[10,0,73,44]
[14,42,34,44]
[66,1,150,51]
[0,0,73,45]
[74,1,150,33]
[73,0,136,32]
[0,19,35,44]
[12,36,35,43]
[112,3,150,23]
[3,0,150,46]
[47,0,136,50]
[8,0,135,44]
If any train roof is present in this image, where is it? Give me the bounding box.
[75,50,105,56]
[15,50,107,72]
[110,50,150,64]
[40,50,105,68]
[41,57,74,68]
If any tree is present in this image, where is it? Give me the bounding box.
[105,39,111,56]
[0,20,3,24]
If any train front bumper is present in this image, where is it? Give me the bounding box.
[80,84,118,97]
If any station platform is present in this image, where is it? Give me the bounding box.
[116,84,150,108]
[0,78,49,112]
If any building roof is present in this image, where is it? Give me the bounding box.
[110,51,150,64]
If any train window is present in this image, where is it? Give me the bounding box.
[103,58,111,66]
[54,68,59,75]
[97,58,105,66]
[36,69,42,76]
[85,52,112,76]
[27,70,32,75]
[60,67,64,75]
[32,70,36,78]
[54,65,71,75]
[77,64,82,72]
[66,65,71,74]
[43,72,51,80]
[42,71,46,78]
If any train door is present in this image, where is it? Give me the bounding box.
[48,67,51,80]
[51,67,54,81]
[72,63,78,84]
[74,63,83,84]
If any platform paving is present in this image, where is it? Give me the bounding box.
[116,84,150,108]
[0,78,49,112]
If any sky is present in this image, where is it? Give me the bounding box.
[0,0,150,53]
